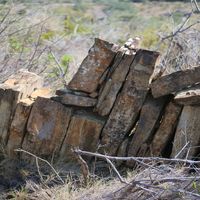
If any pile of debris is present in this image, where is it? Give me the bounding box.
[0,38,200,163]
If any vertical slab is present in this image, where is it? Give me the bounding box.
[68,38,117,93]
[60,113,104,161]
[22,97,72,159]
[0,88,20,144]
[100,49,160,155]
[171,106,200,159]
[0,70,44,145]
[151,101,182,157]
[95,53,135,116]
[7,100,33,157]
[128,94,168,157]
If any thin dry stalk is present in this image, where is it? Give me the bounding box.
[14,148,64,184]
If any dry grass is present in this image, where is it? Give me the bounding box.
[1,146,200,200]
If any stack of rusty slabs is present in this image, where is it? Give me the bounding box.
[1,38,200,164]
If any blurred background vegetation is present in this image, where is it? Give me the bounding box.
[0,0,199,89]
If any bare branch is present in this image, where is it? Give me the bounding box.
[105,157,128,184]
[73,148,90,185]
[15,148,64,184]
[191,0,200,13]
[74,149,200,165]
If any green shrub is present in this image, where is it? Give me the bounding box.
[41,30,56,40]
[9,37,23,52]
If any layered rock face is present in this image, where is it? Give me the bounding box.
[1,38,200,164]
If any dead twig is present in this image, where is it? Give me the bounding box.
[105,157,128,184]
[73,148,90,185]
[74,149,200,165]
[72,148,127,185]
[14,148,64,184]
[191,0,200,13]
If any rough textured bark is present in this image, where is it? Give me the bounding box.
[7,100,33,157]
[52,93,97,107]
[22,97,72,159]
[151,101,182,157]
[68,38,117,93]
[174,85,200,106]
[95,53,135,116]
[171,106,200,159]
[100,49,160,155]
[60,113,104,161]
[151,66,200,98]
[128,94,168,158]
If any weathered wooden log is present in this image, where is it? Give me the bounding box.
[100,49,160,155]
[151,67,200,98]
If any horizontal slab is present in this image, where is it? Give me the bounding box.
[52,93,97,107]
[174,85,200,105]
[151,67,200,98]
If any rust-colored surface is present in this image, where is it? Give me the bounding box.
[22,97,72,159]
[100,50,160,155]
[68,38,117,93]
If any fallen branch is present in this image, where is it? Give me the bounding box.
[74,149,200,165]
[105,157,128,184]
[72,148,127,184]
